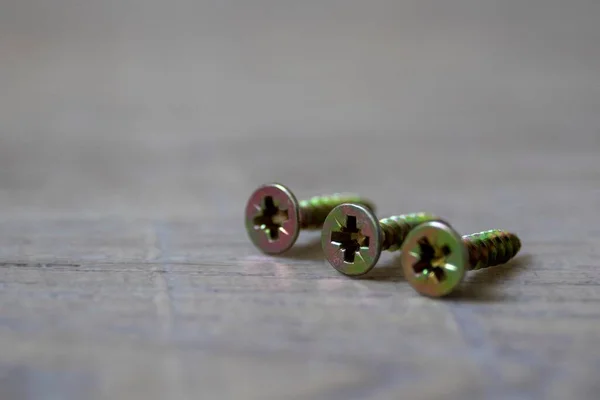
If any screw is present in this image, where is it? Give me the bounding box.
[400,220,522,297]
[245,183,375,254]
[321,203,438,276]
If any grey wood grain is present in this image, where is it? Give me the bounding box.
[0,1,599,399]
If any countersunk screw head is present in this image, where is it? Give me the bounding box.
[321,203,383,276]
[400,220,468,297]
[245,183,300,254]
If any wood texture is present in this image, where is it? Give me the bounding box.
[1,1,599,399]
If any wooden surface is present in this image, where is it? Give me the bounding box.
[1,1,600,399]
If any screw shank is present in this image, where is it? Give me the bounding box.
[299,194,375,230]
[463,230,521,270]
[379,213,438,251]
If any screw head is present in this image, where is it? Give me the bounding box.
[245,183,300,254]
[321,203,383,276]
[400,220,468,297]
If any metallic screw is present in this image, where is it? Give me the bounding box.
[245,183,375,254]
[321,203,438,276]
[400,220,522,297]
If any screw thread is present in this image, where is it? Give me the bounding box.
[299,194,375,230]
[463,230,521,271]
[379,213,439,251]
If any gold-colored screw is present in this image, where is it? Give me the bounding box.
[400,220,522,297]
[321,203,439,276]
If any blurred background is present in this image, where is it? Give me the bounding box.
[1,1,600,399]
[1,0,598,220]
